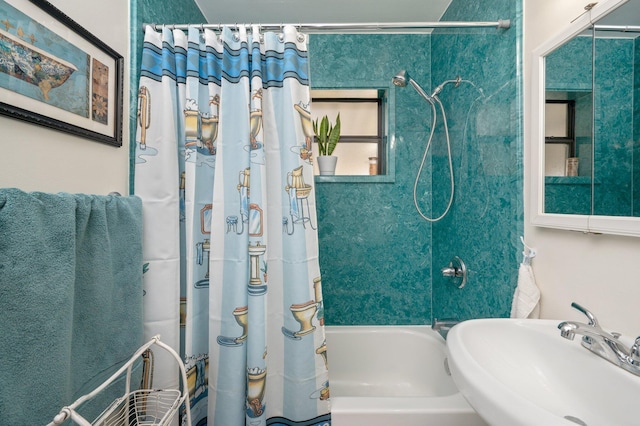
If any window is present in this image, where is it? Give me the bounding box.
[311,89,387,177]
[545,99,576,176]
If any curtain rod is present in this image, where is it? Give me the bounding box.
[594,24,640,33]
[141,20,511,33]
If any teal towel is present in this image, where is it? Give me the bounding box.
[0,188,144,425]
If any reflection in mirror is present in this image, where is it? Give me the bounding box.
[541,0,640,218]
[544,34,593,215]
[545,100,576,175]
[592,21,638,217]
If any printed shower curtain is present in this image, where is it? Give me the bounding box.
[135,25,330,426]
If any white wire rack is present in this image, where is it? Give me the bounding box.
[47,336,192,426]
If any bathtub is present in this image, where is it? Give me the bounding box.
[324,325,487,426]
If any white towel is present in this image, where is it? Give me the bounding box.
[510,262,540,319]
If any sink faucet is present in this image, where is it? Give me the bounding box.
[558,302,640,377]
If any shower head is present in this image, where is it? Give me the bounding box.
[392,70,409,87]
[392,70,434,104]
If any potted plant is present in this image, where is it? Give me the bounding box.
[313,113,341,175]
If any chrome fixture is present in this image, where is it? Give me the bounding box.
[392,70,434,104]
[441,256,467,288]
[432,318,460,339]
[143,20,511,34]
[430,76,462,98]
[392,71,464,103]
[558,302,640,377]
[392,70,459,222]
[393,71,486,222]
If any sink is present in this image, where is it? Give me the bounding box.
[446,319,640,426]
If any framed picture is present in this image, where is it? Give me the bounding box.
[0,0,123,147]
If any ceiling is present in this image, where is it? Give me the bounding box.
[192,0,453,26]
[597,0,640,26]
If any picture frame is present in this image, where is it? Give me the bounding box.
[0,0,123,147]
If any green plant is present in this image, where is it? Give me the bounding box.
[312,113,341,156]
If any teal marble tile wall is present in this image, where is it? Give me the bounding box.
[311,0,524,325]
[593,38,634,216]
[129,0,205,194]
[546,36,593,92]
[634,37,640,216]
[309,34,435,325]
[545,178,591,215]
[430,0,523,320]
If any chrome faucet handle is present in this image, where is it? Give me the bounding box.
[570,302,599,328]
[630,337,640,366]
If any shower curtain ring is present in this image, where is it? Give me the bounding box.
[278,24,285,42]
[296,25,305,43]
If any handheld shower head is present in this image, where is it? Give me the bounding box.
[392,70,433,104]
[392,70,409,87]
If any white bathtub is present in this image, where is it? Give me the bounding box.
[324,325,487,426]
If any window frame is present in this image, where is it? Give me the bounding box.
[310,85,396,184]
[545,99,576,157]
[311,96,385,175]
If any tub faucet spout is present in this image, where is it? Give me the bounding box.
[432,318,460,339]
[558,302,640,377]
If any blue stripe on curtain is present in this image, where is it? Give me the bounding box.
[142,34,309,87]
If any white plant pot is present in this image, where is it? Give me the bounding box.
[317,155,338,175]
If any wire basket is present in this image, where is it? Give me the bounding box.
[47,336,191,426]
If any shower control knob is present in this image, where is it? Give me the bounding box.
[441,256,467,289]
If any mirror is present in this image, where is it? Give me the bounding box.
[544,30,593,216]
[531,0,640,236]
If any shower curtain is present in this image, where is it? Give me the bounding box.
[135,25,330,426]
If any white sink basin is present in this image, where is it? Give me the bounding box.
[446,318,640,426]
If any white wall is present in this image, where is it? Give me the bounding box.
[524,0,640,336]
[0,0,130,195]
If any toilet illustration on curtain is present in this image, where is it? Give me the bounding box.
[246,366,267,418]
[281,275,323,340]
[216,305,249,346]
